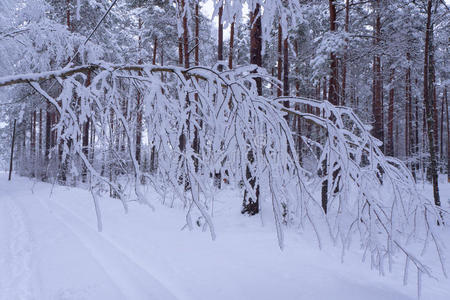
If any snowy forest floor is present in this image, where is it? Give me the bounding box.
[0,172,449,300]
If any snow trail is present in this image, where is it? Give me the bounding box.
[46,199,179,300]
[0,195,34,300]
[1,174,449,300]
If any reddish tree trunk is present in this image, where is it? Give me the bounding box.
[136,16,143,166]
[66,0,71,31]
[45,105,51,165]
[250,5,262,95]
[423,0,440,208]
[277,22,283,97]
[8,120,16,181]
[228,15,235,69]
[328,0,339,105]
[242,4,262,215]
[183,1,189,69]
[440,90,444,160]
[218,4,223,71]
[341,0,350,105]
[39,109,42,161]
[294,40,302,162]
[153,37,158,65]
[371,1,384,145]
[444,87,449,182]
[82,70,91,181]
[387,68,394,156]
[283,37,290,125]
[195,3,200,66]
[31,111,36,157]
[178,37,183,66]
[405,58,412,158]
[283,38,289,98]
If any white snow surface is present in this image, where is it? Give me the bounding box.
[0,173,449,300]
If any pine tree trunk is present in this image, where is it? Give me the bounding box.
[195,3,199,66]
[277,22,282,97]
[371,1,384,146]
[8,119,16,181]
[294,40,302,162]
[136,16,143,167]
[228,15,235,69]
[44,104,52,180]
[183,1,189,69]
[31,110,36,177]
[328,0,339,105]
[153,37,158,65]
[39,108,42,175]
[178,37,183,66]
[193,1,200,173]
[341,0,349,105]
[387,68,394,156]
[66,0,71,31]
[218,4,223,71]
[283,37,289,98]
[440,90,444,163]
[82,70,91,182]
[445,87,449,182]
[423,0,441,209]
[405,59,412,159]
[242,4,262,215]
[150,36,158,173]
[322,0,339,214]
[250,5,262,94]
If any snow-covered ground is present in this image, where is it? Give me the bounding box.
[0,173,449,300]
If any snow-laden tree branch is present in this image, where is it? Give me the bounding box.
[0,62,447,294]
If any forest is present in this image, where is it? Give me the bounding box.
[0,0,449,299]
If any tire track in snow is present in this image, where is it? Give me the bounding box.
[2,197,34,300]
[46,200,179,300]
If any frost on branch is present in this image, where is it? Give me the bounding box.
[2,62,447,293]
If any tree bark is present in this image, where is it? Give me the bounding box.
[183,0,189,69]
[31,110,36,176]
[228,15,235,69]
[178,37,183,66]
[195,3,199,66]
[136,16,143,167]
[153,37,158,65]
[405,56,412,159]
[242,4,262,215]
[45,104,52,174]
[250,5,262,95]
[39,108,42,166]
[294,40,302,162]
[8,119,16,181]
[341,0,350,105]
[82,70,91,182]
[218,4,223,71]
[445,87,449,182]
[283,37,290,98]
[277,22,283,97]
[387,68,394,156]
[423,0,441,208]
[328,0,339,105]
[371,1,384,146]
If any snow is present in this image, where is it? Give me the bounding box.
[0,172,449,300]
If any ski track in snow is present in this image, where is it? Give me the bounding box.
[1,174,449,300]
[45,199,179,300]
[1,195,34,300]
[1,177,178,300]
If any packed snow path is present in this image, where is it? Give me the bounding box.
[0,192,34,299]
[0,173,449,300]
[0,176,178,300]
